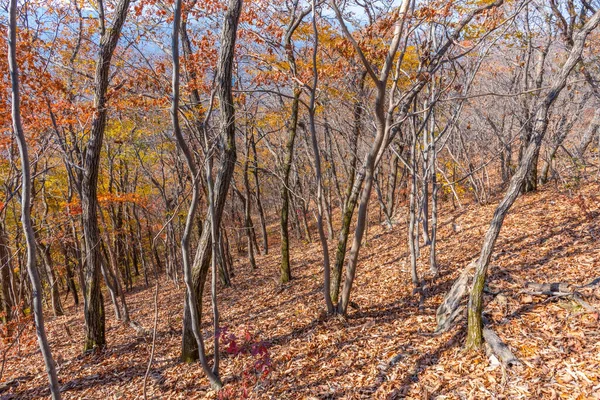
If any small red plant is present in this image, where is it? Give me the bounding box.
[217,326,272,399]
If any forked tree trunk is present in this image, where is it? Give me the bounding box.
[180,0,242,374]
[81,0,131,351]
[172,0,224,388]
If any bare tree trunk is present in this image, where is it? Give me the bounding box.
[172,0,223,387]
[8,0,61,396]
[307,1,334,313]
[218,233,232,286]
[279,8,309,283]
[250,132,268,255]
[38,243,64,317]
[386,153,399,218]
[81,0,131,351]
[132,205,149,287]
[280,89,300,283]
[62,243,79,305]
[99,243,121,321]
[99,209,130,323]
[466,11,600,348]
[0,224,14,323]
[243,130,257,269]
[408,120,419,287]
[180,0,242,375]
[575,108,600,161]
[331,71,365,304]
[421,126,430,245]
[429,111,439,275]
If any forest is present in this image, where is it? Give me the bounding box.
[1,0,600,398]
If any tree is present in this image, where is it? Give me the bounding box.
[181,0,243,367]
[466,7,600,349]
[7,0,61,397]
[81,0,131,351]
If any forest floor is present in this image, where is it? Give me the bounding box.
[2,180,600,399]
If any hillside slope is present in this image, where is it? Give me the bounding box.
[3,182,600,399]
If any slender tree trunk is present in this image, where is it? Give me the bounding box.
[421,128,430,245]
[429,113,439,275]
[250,133,268,255]
[0,224,14,323]
[39,244,64,316]
[408,121,419,287]
[466,11,600,348]
[331,71,365,304]
[279,9,309,282]
[173,0,224,388]
[575,108,600,161]
[243,131,257,269]
[307,1,334,313]
[386,153,399,219]
[280,89,300,283]
[7,1,61,396]
[62,243,79,305]
[99,244,121,321]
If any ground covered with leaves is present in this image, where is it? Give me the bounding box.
[2,182,600,399]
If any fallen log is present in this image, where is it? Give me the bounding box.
[524,276,600,296]
[483,327,521,368]
[522,278,600,312]
[523,282,575,296]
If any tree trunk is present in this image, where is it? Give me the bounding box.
[0,224,14,323]
[331,71,365,304]
[39,243,64,317]
[180,0,242,374]
[575,108,600,161]
[250,132,268,255]
[243,131,257,270]
[280,89,300,283]
[8,0,61,395]
[466,11,600,348]
[62,242,79,306]
[408,121,419,287]
[386,153,399,219]
[81,0,131,351]
[307,1,334,313]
